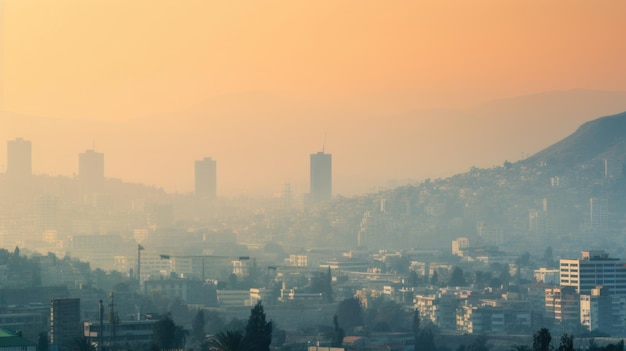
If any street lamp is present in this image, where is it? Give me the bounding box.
[159,254,250,281]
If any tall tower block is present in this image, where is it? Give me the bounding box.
[310,151,332,202]
[79,149,104,192]
[50,298,81,351]
[195,157,217,200]
[7,137,32,180]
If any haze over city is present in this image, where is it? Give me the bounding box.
[1,1,626,196]
[5,2,626,351]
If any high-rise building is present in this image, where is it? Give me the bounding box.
[50,298,81,351]
[194,157,216,200]
[6,137,32,180]
[560,250,626,295]
[310,151,332,202]
[79,149,104,191]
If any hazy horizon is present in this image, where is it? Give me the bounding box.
[2,1,626,196]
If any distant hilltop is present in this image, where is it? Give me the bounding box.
[524,110,626,171]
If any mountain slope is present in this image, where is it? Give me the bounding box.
[525,111,626,169]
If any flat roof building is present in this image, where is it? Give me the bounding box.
[559,250,626,295]
[50,298,81,351]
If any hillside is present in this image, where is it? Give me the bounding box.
[525,111,626,170]
[326,111,626,251]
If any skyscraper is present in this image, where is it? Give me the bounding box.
[310,151,332,202]
[79,149,104,191]
[6,137,32,180]
[195,157,217,200]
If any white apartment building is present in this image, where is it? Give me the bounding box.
[452,237,469,256]
[560,250,626,295]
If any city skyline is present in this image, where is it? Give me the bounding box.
[1,1,626,196]
[2,2,626,347]
[3,97,626,198]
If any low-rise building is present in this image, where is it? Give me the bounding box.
[457,305,505,334]
[84,319,158,347]
[0,328,36,351]
[534,268,560,285]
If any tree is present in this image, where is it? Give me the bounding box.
[336,297,364,332]
[448,267,467,287]
[365,299,407,332]
[325,266,333,303]
[416,329,436,351]
[498,265,512,286]
[308,268,333,303]
[331,315,345,347]
[533,328,552,351]
[409,271,420,286]
[543,247,555,268]
[474,271,493,288]
[430,271,439,286]
[153,314,179,350]
[557,334,574,351]
[245,301,272,351]
[192,310,206,345]
[205,310,226,334]
[511,345,531,351]
[223,317,246,333]
[518,252,531,266]
[467,336,490,351]
[412,310,420,351]
[208,330,249,351]
[272,325,286,348]
[607,340,624,351]
[174,324,189,349]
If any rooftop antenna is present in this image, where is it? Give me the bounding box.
[322,133,327,153]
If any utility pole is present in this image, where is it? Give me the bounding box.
[99,300,104,351]
[109,292,117,351]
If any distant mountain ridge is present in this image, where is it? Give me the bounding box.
[3,89,626,195]
[525,111,626,170]
[343,110,626,250]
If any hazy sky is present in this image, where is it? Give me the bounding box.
[2,1,626,196]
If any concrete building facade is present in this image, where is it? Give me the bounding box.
[560,250,626,295]
[50,298,81,351]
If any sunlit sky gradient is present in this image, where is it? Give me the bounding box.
[1,1,626,196]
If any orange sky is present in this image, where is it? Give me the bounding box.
[1,1,626,195]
